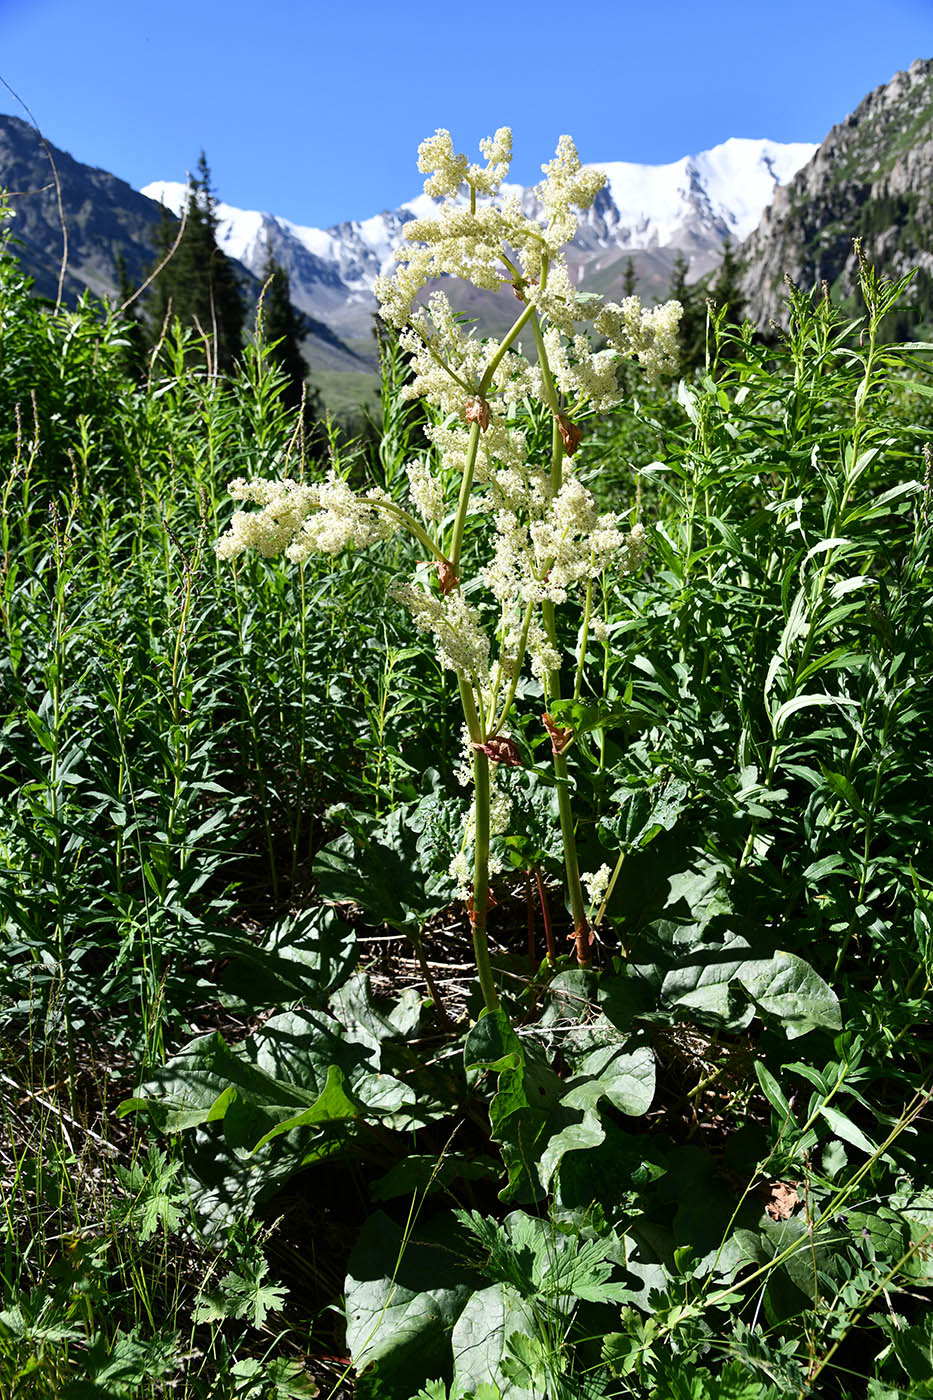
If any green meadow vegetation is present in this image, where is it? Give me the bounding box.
[1,126,932,1400]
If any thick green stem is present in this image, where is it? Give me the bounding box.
[457,676,499,1012]
[573,575,594,701]
[530,340,591,963]
[448,421,482,571]
[491,600,534,734]
[479,301,537,397]
[470,743,499,1012]
[529,312,562,423]
[443,299,539,576]
[542,597,590,965]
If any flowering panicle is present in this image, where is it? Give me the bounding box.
[376,129,610,332]
[417,127,513,200]
[595,297,683,381]
[398,292,536,419]
[536,135,606,249]
[215,472,401,564]
[215,477,320,560]
[390,581,490,681]
[219,127,679,997]
[583,863,613,917]
[481,480,645,609]
[425,420,549,517]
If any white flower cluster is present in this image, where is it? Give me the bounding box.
[417,127,512,200]
[391,581,490,680]
[481,479,645,609]
[595,297,683,381]
[215,477,320,560]
[537,325,622,412]
[425,419,549,517]
[215,473,400,564]
[583,863,613,918]
[449,778,513,895]
[398,291,535,419]
[405,458,445,523]
[375,128,606,331]
[536,135,607,250]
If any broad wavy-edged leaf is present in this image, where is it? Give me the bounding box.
[451,1283,539,1400]
[661,943,839,1038]
[560,1037,656,1117]
[314,798,458,932]
[738,952,840,1038]
[116,1030,313,1134]
[215,905,357,1011]
[538,1107,606,1193]
[250,1065,360,1151]
[344,1212,479,1399]
[661,939,754,1030]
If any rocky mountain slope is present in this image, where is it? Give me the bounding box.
[739,58,933,326]
[0,113,168,304]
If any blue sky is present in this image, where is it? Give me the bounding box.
[2,0,932,228]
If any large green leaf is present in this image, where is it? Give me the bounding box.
[468,1005,656,1199]
[465,1010,568,1202]
[116,1029,315,1135]
[314,796,459,933]
[660,943,840,1037]
[737,952,841,1038]
[660,938,755,1031]
[213,905,358,1011]
[344,1211,479,1399]
[560,1035,656,1117]
[450,1284,539,1400]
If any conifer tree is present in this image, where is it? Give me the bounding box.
[622,256,637,298]
[148,153,244,375]
[257,250,311,413]
[710,236,746,324]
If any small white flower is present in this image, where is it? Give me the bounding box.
[406,459,445,523]
[583,863,613,915]
[392,581,490,680]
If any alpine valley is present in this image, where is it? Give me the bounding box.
[140,136,814,358]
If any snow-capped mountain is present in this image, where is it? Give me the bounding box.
[142,137,815,343]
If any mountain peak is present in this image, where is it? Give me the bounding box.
[141,136,814,340]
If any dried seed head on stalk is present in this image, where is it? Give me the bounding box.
[557,414,583,456]
[435,558,460,594]
[467,888,497,924]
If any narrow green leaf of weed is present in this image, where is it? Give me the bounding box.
[819,1104,879,1155]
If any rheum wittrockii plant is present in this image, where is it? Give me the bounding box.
[216,127,681,1013]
